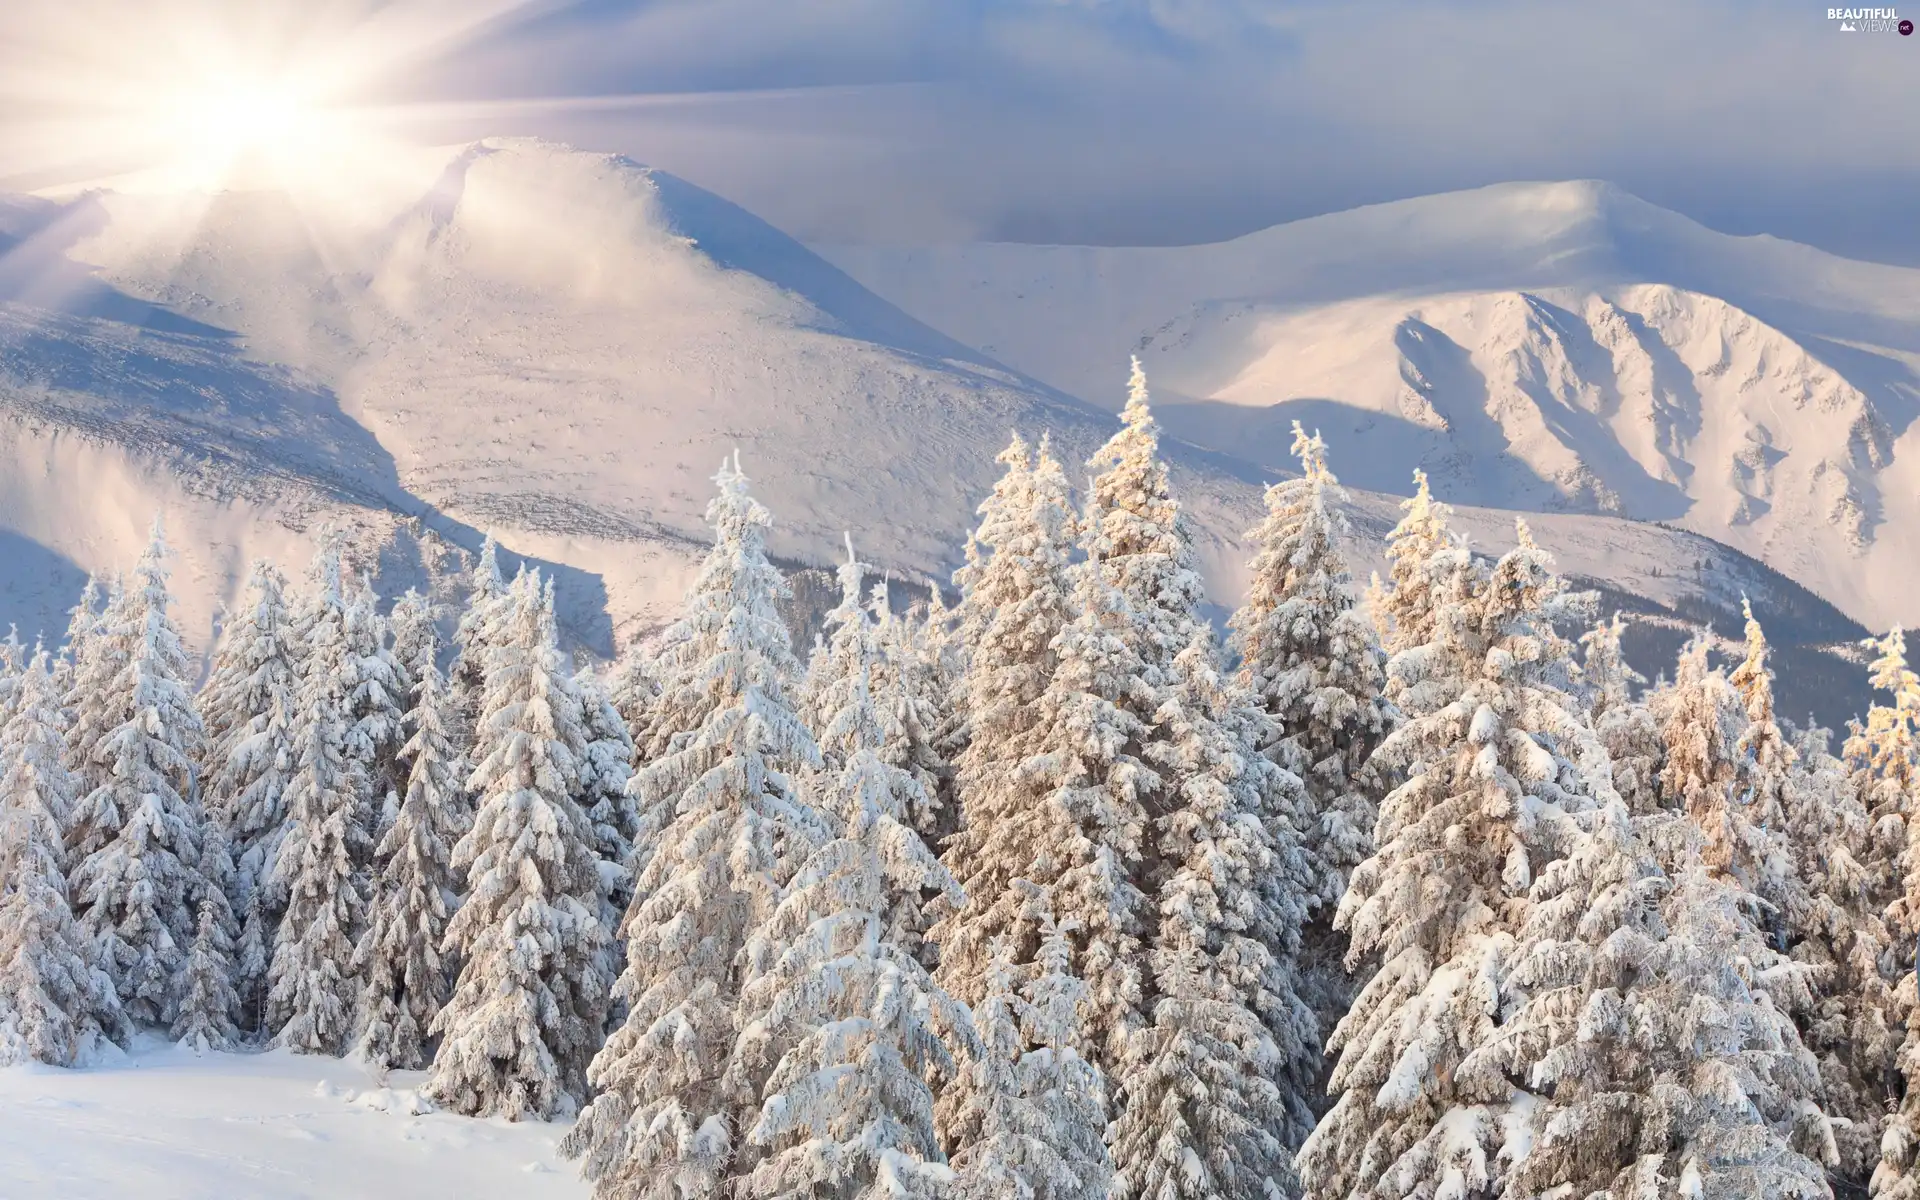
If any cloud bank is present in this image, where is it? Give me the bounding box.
[5,1,1917,258]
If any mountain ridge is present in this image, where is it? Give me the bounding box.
[0,147,1889,730]
[814,180,1920,631]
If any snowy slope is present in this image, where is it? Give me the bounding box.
[816,182,1920,630]
[0,149,1885,720]
[0,139,1146,651]
[0,1040,585,1199]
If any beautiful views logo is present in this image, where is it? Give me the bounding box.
[1828,6,1912,31]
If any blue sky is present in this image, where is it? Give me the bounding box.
[6,0,1918,258]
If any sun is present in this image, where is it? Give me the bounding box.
[0,0,559,201]
[145,71,341,191]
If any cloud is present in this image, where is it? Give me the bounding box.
[6,0,1918,258]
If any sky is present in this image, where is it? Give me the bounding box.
[3,0,1918,260]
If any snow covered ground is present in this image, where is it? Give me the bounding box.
[0,1039,586,1199]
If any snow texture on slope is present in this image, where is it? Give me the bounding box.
[0,1039,585,1199]
[817,181,1920,630]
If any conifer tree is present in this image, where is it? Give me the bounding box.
[606,641,662,768]
[344,571,406,836]
[63,575,134,866]
[1110,626,1317,1198]
[1375,469,1455,658]
[1729,601,1798,849]
[196,559,300,1028]
[733,657,970,1198]
[1496,798,1832,1197]
[1084,358,1206,677]
[1847,629,1920,1200]
[386,588,437,701]
[799,533,872,766]
[872,576,956,858]
[1580,613,1664,814]
[0,651,124,1066]
[1654,635,1797,919]
[949,888,1114,1200]
[50,576,102,706]
[267,542,370,1054]
[449,533,508,740]
[920,575,969,805]
[575,662,638,932]
[1296,524,1598,1197]
[0,627,25,729]
[1229,424,1392,1070]
[1786,721,1887,1189]
[69,522,206,1028]
[172,823,241,1052]
[563,454,824,1196]
[936,435,1080,1020]
[428,573,610,1119]
[1232,423,1391,911]
[1002,546,1159,1081]
[353,627,465,1074]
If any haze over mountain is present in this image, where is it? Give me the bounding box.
[818,180,1920,635]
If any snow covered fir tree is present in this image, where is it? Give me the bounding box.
[8,365,1920,1200]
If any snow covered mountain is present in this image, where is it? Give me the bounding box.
[816,181,1920,633]
[0,150,1887,727]
[0,139,1157,651]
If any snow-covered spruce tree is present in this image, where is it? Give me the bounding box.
[1002,544,1161,1084]
[266,541,370,1054]
[733,656,971,1198]
[196,559,301,1029]
[1229,422,1392,1069]
[1652,635,1798,923]
[448,532,509,746]
[68,522,207,1029]
[1727,601,1876,1168]
[1728,600,1799,853]
[427,572,609,1119]
[871,576,957,860]
[1850,628,1920,1200]
[0,650,125,1066]
[919,579,971,844]
[1231,422,1391,911]
[1642,861,1831,1196]
[563,454,825,1196]
[1295,522,1598,1198]
[385,588,436,703]
[606,641,662,767]
[935,434,1080,1018]
[1495,797,1831,1197]
[1109,624,1319,1198]
[575,661,638,933]
[1084,358,1206,679]
[62,575,135,866]
[172,822,241,1052]
[949,887,1114,1200]
[1375,469,1455,658]
[50,576,102,706]
[1785,720,1888,1190]
[199,560,297,820]
[1580,613,1664,815]
[792,552,945,958]
[0,627,25,730]
[344,571,406,836]
[800,532,872,765]
[353,625,465,1074]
